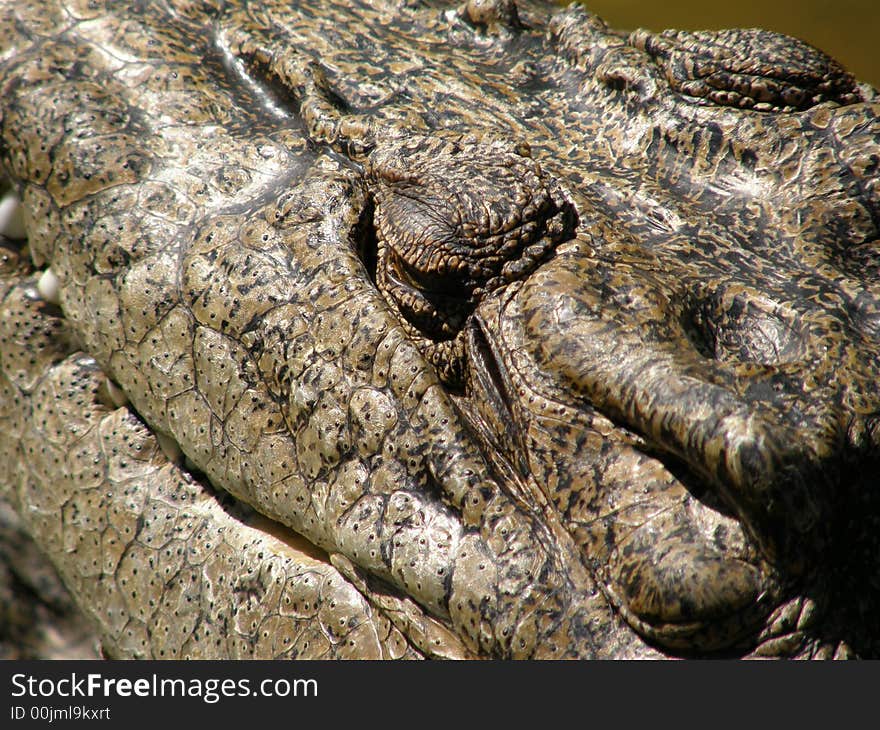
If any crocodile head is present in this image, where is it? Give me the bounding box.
[1,0,878,658]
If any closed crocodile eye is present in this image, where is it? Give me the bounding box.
[364,134,576,385]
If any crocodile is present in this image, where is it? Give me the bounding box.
[1,0,879,659]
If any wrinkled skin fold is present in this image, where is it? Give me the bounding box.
[0,0,878,658]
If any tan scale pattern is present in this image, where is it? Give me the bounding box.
[0,256,417,658]
[0,0,879,658]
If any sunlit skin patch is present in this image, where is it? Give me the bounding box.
[0,191,26,240]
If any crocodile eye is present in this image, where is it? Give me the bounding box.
[364,134,576,384]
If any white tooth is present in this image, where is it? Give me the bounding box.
[155,432,183,465]
[0,192,26,239]
[36,268,61,305]
[105,378,129,408]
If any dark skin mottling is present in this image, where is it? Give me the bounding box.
[0,0,878,658]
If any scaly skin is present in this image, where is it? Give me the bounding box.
[0,0,878,658]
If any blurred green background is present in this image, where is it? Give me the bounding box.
[581,1,880,87]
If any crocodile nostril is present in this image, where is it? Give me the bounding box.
[680,285,807,366]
